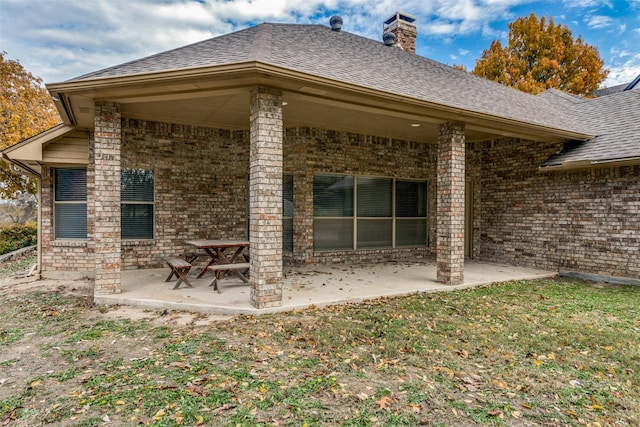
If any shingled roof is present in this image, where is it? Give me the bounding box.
[541,86,640,167]
[64,23,589,137]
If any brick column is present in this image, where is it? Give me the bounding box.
[249,87,283,308]
[437,122,465,285]
[93,102,122,294]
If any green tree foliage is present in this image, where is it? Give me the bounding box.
[472,14,609,96]
[1,52,60,198]
[0,222,37,255]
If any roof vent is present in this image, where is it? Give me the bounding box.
[383,32,396,46]
[330,16,343,31]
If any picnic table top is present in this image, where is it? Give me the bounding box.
[185,239,250,249]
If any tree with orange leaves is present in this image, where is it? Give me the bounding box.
[472,14,608,96]
[0,52,59,198]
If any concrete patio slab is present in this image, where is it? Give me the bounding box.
[96,260,556,315]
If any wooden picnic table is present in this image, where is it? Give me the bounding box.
[185,239,250,281]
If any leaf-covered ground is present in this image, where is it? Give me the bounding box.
[0,251,36,279]
[0,272,638,426]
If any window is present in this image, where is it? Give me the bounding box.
[121,169,154,239]
[54,168,87,239]
[395,180,427,246]
[283,174,294,252]
[357,177,392,248]
[313,175,354,250]
[54,168,154,240]
[313,174,427,251]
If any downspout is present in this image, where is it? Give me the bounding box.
[36,179,42,277]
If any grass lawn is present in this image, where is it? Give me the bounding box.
[0,277,638,426]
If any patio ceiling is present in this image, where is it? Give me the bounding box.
[58,90,495,143]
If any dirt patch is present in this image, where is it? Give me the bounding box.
[0,272,235,418]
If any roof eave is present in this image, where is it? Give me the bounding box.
[47,61,594,141]
[2,123,74,158]
[540,156,640,171]
[2,124,76,176]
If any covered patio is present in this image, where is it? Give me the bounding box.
[5,20,611,313]
[97,260,556,315]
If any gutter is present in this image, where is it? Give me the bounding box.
[1,153,41,177]
[539,156,640,171]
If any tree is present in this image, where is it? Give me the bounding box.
[472,14,608,96]
[1,52,60,199]
[0,192,37,225]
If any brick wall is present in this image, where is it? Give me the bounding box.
[40,120,251,277]
[436,122,465,285]
[478,138,640,279]
[93,102,122,293]
[40,123,437,275]
[119,119,250,269]
[40,166,93,279]
[39,121,638,281]
[249,87,284,308]
[284,127,436,265]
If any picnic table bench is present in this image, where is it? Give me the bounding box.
[164,257,193,289]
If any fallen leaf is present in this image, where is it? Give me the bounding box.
[375,395,393,410]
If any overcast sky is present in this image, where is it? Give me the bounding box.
[1,0,639,88]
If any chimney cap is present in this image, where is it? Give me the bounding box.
[330,15,343,31]
[384,11,417,26]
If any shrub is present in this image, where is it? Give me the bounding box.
[0,222,37,255]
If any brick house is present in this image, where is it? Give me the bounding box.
[3,13,639,308]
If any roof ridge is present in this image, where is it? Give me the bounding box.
[249,23,274,62]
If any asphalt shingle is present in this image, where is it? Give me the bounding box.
[64,23,640,166]
[542,87,640,166]
[66,23,588,135]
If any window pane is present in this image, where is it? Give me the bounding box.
[357,219,392,248]
[121,169,154,202]
[357,177,392,217]
[313,175,353,217]
[122,204,153,239]
[283,218,293,252]
[396,180,426,217]
[313,218,353,251]
[396,219,427,246]
[283,174,293,217]
[55,169,87,201]
[55,204,87,239]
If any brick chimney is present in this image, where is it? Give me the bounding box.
[382,11,417,53]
